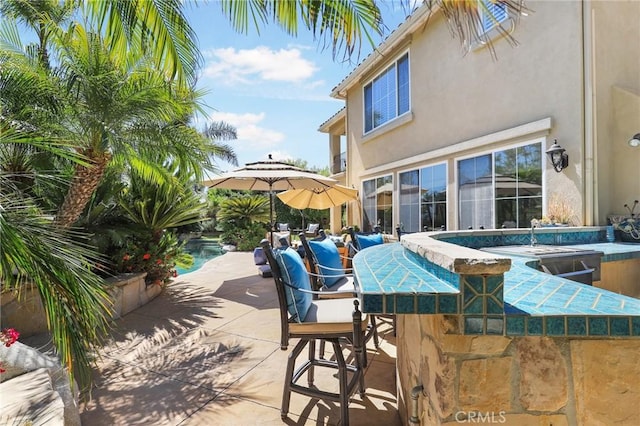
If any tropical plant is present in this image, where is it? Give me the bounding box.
[218,194,271,227]
[118,170,207,242]
[218,194,270,249]
[0,4,234,230]
[0,128,111,388]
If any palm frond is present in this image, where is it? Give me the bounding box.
[85,0,202,87]
[0,195,111,387]
[219,0,384,61]
[426,0,531,58]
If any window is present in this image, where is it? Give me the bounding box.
[364,53,410,133]
[399,164,447,233]
[458,142,542,229]
[479,0,508,34]
[362,175,393,233]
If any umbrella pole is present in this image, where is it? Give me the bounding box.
[269,187,274,244]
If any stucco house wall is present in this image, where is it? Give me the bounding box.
[324,0,639,231]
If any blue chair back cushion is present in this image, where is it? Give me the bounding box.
[273,247,312,322]
[308,238,345,288]
[357,233,383,250]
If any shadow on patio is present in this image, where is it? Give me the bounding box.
[80,251,400,425]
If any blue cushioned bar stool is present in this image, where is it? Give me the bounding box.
[260,239,366,425]
[299,231,380,359]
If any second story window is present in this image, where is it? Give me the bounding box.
[479,0,508,34]
[364,52,410,133]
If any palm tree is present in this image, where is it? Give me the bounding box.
[0,20,232,227]
[0,127,111,387]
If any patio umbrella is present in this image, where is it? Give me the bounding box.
[203,155,337,240]
[276,184,358,210]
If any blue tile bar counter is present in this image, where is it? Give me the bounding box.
[352,227,640,337]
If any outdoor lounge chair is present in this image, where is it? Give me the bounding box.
[260,238,366,425]
[304,223,320,237]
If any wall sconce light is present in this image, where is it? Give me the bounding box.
[546,139,569,172]
[629,133,640,147]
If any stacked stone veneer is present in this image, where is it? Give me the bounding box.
[396,314,640,425]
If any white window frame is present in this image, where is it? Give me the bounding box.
[455,138,545,230]
[398,162,448,233]
[362,51,410,135]
[361,174,394,233]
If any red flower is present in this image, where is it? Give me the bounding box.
[1,328,19,347]
[142,253,151,260]
[122,254,131,261]
[156,259,163,265]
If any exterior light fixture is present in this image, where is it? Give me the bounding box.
[546,139,569,172]
[629,133,640,148]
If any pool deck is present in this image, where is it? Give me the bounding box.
[80,251,400,425]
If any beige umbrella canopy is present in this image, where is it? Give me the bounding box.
[203,155,337,237]
[276,184,358,210]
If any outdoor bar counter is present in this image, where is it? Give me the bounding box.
[352,227,640,425]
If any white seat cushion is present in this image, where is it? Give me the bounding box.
[289,297,368,336]
[318,276,356,299]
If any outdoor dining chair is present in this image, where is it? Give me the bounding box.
[299,230,381,353]
[304,223,320,237]
[347,225,383,255]
[260,238,366,425]
[348,226,396,338]
[299,230,355,297]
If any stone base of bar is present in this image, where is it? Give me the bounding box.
[396,314,640,425]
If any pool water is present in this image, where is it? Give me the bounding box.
[175,239,225,275]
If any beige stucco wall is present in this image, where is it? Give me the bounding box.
[589,2,640,222]
[338,1,640,230]
[396,314,640,426]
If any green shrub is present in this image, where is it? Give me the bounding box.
[113,232,193,285]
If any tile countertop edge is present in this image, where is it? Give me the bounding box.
[400,232,511,275]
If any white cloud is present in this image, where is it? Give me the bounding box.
[209,111,284,150]
[203,46,318,84]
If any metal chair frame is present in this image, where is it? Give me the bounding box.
[260,239,366,424]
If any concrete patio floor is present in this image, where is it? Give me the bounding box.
[80,251,401,425]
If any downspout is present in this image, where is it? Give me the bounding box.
[409,384,424,425]
[583,0,597,225]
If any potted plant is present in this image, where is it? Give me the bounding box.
[540,194,577,226]
[610,200,640,243]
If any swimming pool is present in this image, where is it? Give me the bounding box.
[175,238,225,275]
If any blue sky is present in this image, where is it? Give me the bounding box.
[183,1,416,174]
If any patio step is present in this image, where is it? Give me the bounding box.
[0,337,80,426]
[0,368,65,425]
